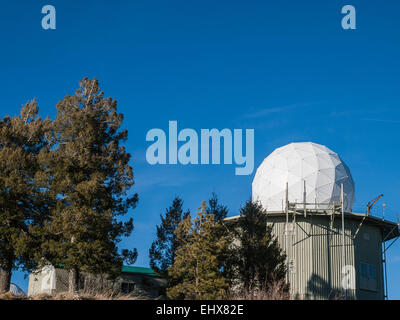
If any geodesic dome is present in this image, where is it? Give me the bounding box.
[252,142,355,211]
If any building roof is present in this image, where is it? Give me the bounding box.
[121,266,158,276]
[224,210,400,241]
[54,264,160,277]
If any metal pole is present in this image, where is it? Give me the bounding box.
[383,240,388,299]
[341,183,347,300]
[285,182,289,284]
[286,182,289,225]
[384,213,400,299]
[303,180,307,218]
[382,203,386,220]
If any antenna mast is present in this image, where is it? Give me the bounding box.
[366,194,384,216]
[341,183,347,300]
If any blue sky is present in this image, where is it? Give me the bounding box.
[1,0,400,298]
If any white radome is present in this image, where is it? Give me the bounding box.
[252,142,355,211]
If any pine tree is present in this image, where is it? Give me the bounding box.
[37,78,138,293]
[167,201,228,300]
[0,100,51,293]
[206,192,228,222]
[225,200,287,292]
[149,196,189,277]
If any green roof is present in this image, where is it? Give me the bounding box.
[46,264,159,276]
[121,266,157,276]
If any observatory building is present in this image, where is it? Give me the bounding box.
[227,142,399,300]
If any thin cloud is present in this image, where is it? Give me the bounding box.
[361,118,400,124]
[329,106,395,118]
[135,170,197,189]
[244,102,319,119]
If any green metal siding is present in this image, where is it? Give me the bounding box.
[266,214,383,300]
[353,223,384,299]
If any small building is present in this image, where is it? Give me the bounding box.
[28,265,167,298]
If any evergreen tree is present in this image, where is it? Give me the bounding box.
[225,200,287,291]
[167,201,228,300]
[0,101,51,293]
[206,192,228,222]
[149,196,189,277]
[37,78,138,293]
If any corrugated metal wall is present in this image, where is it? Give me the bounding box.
[267,213,383,300]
